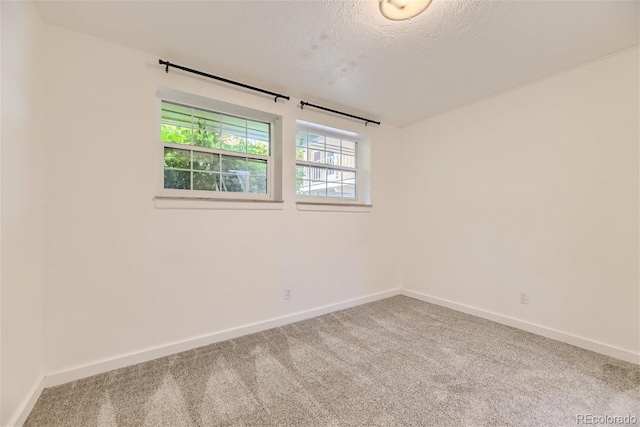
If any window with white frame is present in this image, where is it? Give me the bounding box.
[295,126,358,200]
[160,100,274,199]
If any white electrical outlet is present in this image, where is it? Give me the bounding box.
[519,292,529,305]
[284,289,291,300]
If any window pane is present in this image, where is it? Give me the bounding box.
[161,103,192,145]
[193,109,221,128]
[193,110,221,149]
[193,152,218,171]
[296,165,308,180]
[341,154,356,168]
[341,171,356,182]
[249,176,267,194]
[295,148,307,161]
[164,148,190,169]
[161,124,192,145]
[161,102,191,127]
[342,184,356,198]
[296,131,307,148]
[309,149,325,164]
[247,159,267,176]
[221,134,246,153]
[327,168,340,183]
[327,186,341,197]
[221,173,247,192]
[193,172,220,191]
[342,140,356,157]
[326,138,341,163]
[164,169,190,190]
[239,120,269,155]
[193,127,220,149]
[308,133,325,151]
[309,166,325,181]
[309,181,326,197]
[222,155,247,173]
[220,116,245,152]
[247,139,269,155]
[325,151,339,167]
[221,116,246,137]
[247,121,269,143]
[295,179,308,195]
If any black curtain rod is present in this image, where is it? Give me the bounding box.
[159,59,290,103]
[299,101,380,126]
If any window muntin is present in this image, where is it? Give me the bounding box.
[161,101,270,196]
[295,129,357,199]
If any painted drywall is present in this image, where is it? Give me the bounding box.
[400,48,640,358]
[1,2,46,425]
[41,24,402,375]
[33,1,640,127]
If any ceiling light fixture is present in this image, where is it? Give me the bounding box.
[379,0,432,21]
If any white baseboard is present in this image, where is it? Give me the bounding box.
[14,286,635,426]
[8,377,45,427]
[42,288,402,389]
[402,289,640,365]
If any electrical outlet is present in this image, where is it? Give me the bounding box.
[519,292,529,305]
[284,289,291,300]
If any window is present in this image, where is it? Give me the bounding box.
[295,126,358,200]
[158,95,281,201]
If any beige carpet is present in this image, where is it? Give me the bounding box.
[25,296,639,426]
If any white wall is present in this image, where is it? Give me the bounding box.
[400,48,640,359]
[42,25,401,376]
[1,2,46,425]
[3,8,637,423]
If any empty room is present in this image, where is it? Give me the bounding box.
[1,0,639,426]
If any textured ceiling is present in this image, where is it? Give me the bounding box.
[35,0,639,127]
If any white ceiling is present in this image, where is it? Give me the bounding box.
[35,0,639,127]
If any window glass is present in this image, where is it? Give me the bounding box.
[161,101,271,197]
[295,128,357,199]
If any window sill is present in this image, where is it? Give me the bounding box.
[296,201,372,213]
[155,197,284,210]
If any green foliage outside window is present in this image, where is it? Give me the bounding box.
[161,101,270,194]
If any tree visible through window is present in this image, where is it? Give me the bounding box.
[161,101,271,196]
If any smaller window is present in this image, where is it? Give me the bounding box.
[295,126,359,200]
